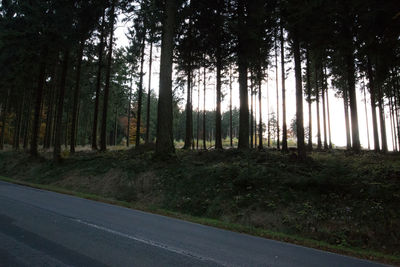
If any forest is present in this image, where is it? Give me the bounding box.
[0,0,399,264]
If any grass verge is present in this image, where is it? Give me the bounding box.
[1,175,398,265]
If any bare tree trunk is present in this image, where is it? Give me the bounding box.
[30,46,48,156]
[92,11,106,150]
[258,77,263,149]
[136,37,146,148]
[145,41,153,144]
[363,81,370,150]
[315,68,322,149]
[367,59,380,151]
[215,54,223,149]
[274,35,280,150]
[183,70,193,149]
[70,39,85,154]
[53,48,70,162]
[23,87,34,150]
[267,78,270,147]
[0,89,10,150]
[254,90,257,148]
[347,53,361,152]
[191,80,195,150]
[14,90,25,150]
[343,87,352,150]
[250,77,254,149]
[292,32,306,159]
[197,70,200,150]
[100,1,116,152]
[229,67,233,147]
[203,67,207,150]
[237,0,249,149]
[321,71,328,150]
[377,86,388,153]
[43,65,57,149]
[114,106,118,146]
[280,23,287,152]
[306,50,312,150]
[326,78,332,149]
[156,0,176,156]
[127,73,133,147]
[394,81,400,152]
[389,96,397,151]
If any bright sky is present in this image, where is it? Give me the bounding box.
[115,19,396,151]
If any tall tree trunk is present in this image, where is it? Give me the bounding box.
[315,68,322,149]
[250,77,254,148]
[203,67,207,150]
[145,40,153,144]
[215,54,223,149]
[70,39,85,154]
[367,58,380,151]
[363,81,371,150]
[343,87,352,149]
[183,70,193,149]
[267,79,270,147]
[127,74,133,147]
[280,23,288,152]
[258,77,263,149]
[30,46,48,156]
[14,90,25,150]
[114,106,118,146]
[136,37,146,148]
[389,96,397,151]
[237,0,249,149]
[394,82,400,152]
[53,48,70,162]
[0,89,10,150]
[197,70,200,149]
[156,0,176,155]
[100,1,115,152]
[23,87,34,150]
[321,69,328,150]
[92,11,106,150]
[215,3,223,150]
[229,67,233,147]
[326,76,332,149]
[275,36,280,150]
[292,32,306,159]
[254,91,258,148]
[347,53,361,152]
[306,50,312,151]
[64,105,70,149]
[43,65,57,149]
[377,86,388,153]
[191,79,195,150]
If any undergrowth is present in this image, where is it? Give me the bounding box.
[0,148,399,261]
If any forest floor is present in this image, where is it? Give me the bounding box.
[0,147,399,264]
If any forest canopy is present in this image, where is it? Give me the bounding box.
[0,0,399,159]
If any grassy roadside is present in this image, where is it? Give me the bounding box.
[0,149,399,265]
[0,174,398,265]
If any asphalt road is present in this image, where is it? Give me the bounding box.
[0,180,387,267]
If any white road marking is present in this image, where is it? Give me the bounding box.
[72,218,229,267]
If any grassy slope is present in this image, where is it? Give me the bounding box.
[0,148,399,264]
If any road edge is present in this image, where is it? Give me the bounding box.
[0,175,398,265]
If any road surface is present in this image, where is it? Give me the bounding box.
[0,180,386,267]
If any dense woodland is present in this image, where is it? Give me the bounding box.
[0,0,399,160]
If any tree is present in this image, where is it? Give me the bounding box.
[156,0,177,156]
[236,0,249,149]
[100,0,116,152]
[92,11,107,150]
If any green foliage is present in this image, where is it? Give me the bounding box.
[1,149,399,258]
